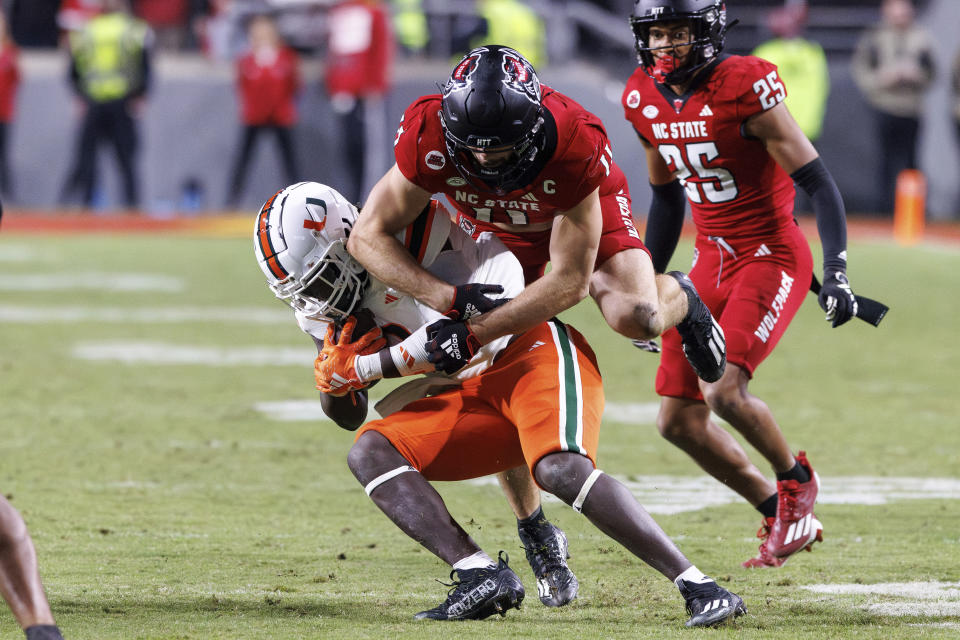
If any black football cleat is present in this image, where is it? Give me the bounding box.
[517,519,578,607]
[678,577,747,627]
[668,271,726,383]
[414,551,525,621]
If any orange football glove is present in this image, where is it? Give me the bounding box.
[314,316,386,397]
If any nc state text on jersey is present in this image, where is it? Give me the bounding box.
[651,120,709,140]
[454,191,541,211]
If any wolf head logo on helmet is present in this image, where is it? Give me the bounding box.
[500,49,541,105]
[254,182,369,323]
[630,0,733,85]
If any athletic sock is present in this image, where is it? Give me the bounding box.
[776,460,810,484]
[452,551,495,572]
[517,505,546,529]
[674,565,711,588]
[756,493,778,519]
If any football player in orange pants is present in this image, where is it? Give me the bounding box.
[255,182,745,626]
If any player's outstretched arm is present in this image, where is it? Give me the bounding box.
[348,165,456,312]
[746,103,858,327]
[465,189,601,345]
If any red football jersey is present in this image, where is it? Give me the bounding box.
[394,86,627,227]
[236,47,300,126]
[623,55,796,239]
[0,44,19,123]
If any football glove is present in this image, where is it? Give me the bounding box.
[315,317,386,396]
[425,318,481,374]
[443,283,506,321]
[818,270,858,328]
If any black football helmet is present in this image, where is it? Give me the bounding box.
[440,45,547,195]
[630,0,733,85]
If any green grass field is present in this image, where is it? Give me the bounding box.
[1,226,958,639]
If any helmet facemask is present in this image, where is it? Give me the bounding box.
[441,114,546,196]
[270,239,368,323]
[630,1,732,85]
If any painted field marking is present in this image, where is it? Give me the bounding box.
[803,581,960,619]
[0,272,183,292]
[0,245,46,262]
[72,342,312,366]
[2,305,289,324]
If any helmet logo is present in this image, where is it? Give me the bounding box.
[447,50,484,92]
[626,89,641,109]
[302,218,327,232]
[425,150,446,170]
[500,49,541,105]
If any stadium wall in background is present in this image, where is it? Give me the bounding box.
[10,23,960,219]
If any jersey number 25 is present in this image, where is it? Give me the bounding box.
[658,142,739,204]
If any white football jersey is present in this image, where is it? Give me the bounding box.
[295,201,524,382]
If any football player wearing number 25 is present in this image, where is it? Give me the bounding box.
[624,0,861,567]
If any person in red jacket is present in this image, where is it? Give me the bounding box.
[0,12,20,199]
[324,0,393,204]
[227,14,301,208]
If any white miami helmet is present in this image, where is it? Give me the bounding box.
[254,182,368,322]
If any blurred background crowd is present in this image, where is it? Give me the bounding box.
[0,0,958,219]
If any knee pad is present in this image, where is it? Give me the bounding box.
[364,465,418,496]
[571,469,604,513]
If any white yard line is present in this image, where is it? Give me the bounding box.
[804,582,960,619]
[1,305,289,324]
[0,272,184,292]
[72,342,312,366]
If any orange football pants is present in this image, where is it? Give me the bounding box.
[356,320,604,483]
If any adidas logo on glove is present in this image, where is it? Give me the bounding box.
[441,336,462,360]
[462,302,481,319]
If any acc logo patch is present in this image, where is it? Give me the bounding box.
[642,104,659,119]
[446,176,467,186]
[457,215,476,236]
[626,89,641,109]
[425,150,446,170]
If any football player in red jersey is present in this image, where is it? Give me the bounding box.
[351,45,725,386]
[623,0,861,567]
[348,45,729,595]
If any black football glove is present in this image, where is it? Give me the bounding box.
[425,318,482,374]
[818,270,858,328]
[443,283,505,321]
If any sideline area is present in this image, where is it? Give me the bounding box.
[4,208,960,246]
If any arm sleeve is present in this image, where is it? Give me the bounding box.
[790,157,847,272]
[643,180,686,274]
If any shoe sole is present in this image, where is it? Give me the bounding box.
[686,598,748,627]
[475,588,524,620]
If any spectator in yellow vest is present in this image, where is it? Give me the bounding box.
[471,0,546,69]
[752,3,828,142]
[59,0,152,210]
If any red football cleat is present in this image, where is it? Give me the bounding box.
[742,517,786,568]
[768,451,824,558]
